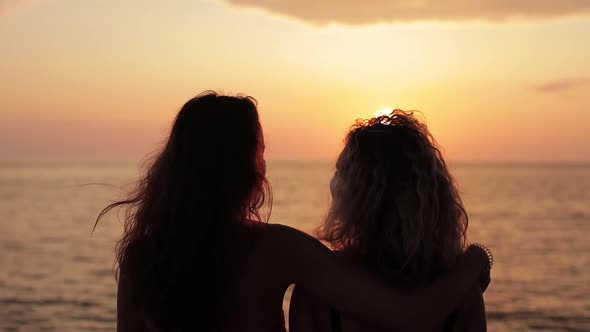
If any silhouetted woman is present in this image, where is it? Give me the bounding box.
[97,93,492,332]
[290,111,491,332]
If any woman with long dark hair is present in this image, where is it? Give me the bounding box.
[97,93,492,332]
[290,111,491,332]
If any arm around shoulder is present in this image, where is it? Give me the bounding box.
[266,223,490,331]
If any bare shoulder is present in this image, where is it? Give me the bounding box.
[264,223,305,235]
[262,223,329,256]
[257,223,310,247]
[245,223,303,263]
[254,223,329,273]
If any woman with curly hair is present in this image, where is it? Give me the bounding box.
[97,93,491,332]
[290,111,489,332]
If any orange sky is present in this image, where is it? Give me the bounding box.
[1,0,589,162]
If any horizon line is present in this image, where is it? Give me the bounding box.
[1,158,590,166]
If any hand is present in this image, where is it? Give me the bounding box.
[477,265,490,293]
[465,245,491,292]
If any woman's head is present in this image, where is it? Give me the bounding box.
[318,110,467,283]
[157,91,269,222]
[97,91,270,329]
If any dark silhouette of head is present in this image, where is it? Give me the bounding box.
[317,110,467,284]
[97,91,270,330]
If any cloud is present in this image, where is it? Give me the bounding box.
[224,0,590,25]
[534,78,590,93]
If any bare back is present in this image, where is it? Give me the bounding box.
[289,283,449,332]
[287,252,445,332]
[224,222,291,331]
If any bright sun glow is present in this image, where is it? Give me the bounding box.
[375,108,392,117]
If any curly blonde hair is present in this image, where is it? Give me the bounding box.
[317,110,468,284]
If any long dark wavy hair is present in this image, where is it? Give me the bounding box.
[96,91,271,330]
[317,110,467,285]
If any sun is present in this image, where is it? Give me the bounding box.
[375,108,392,117]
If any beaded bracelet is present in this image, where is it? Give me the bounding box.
[471,242,494,270]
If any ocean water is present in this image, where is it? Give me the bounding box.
[0,162,589,331]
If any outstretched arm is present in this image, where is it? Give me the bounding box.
[269,224,489,331]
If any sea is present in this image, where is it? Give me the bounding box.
[0,161,589,331]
